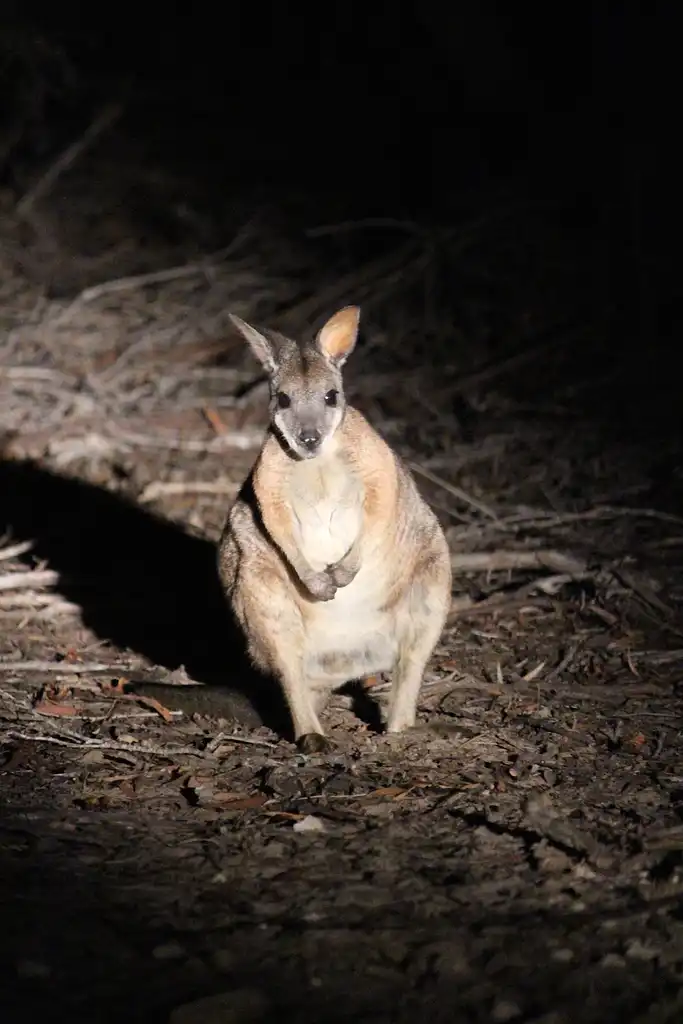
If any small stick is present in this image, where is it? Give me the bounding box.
[202,406,228,435]
[16,103,124,216]
[0,661,128,674]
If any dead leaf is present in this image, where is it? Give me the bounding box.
[33,699,79,717]
[130,693,174,723]
[203,406,227,435]
[212,794,268,811]
[365,786,407,799]
[117,780,137,800]
[99,678,174,722]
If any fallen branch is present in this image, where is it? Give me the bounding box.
[6,728,275,753]
[0,594,80,612]
[0,661,127,674]
[0,570,59,591]
[44,428,262,466]
[451,505,683,541]
[139,479,240,503]
[448,571,578,620]
[0,541,34,561]
[450,549,588,576]
[5,729,210,757]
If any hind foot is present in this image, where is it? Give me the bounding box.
[297,733,330,754]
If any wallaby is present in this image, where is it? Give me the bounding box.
[218,306,452,753]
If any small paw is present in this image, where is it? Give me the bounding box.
[305,571,338,602]
[297,732,330,754]
[326,560,359,588]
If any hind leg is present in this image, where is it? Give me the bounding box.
[385,553,451,734]
[238,572,327,750]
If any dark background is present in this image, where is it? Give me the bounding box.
[2,3,678,436]
[2,5,674,247]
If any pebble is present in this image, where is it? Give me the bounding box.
[293,815,326,833]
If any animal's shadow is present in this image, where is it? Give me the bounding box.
[0,458,294,736]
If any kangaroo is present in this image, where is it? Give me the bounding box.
[218,305,452,753]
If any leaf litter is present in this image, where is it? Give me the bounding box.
[1,141,683,1023]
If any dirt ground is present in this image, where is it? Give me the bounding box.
[2,146,683,1024]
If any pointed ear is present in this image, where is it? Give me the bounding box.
[229,313,277,374]
[316,306,360,366]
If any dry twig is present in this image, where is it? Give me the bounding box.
[0,570,59,591]
[0,661,127,674]
[409,461,500,521]
[450,549,588,576]
[139,480,240,503]
[0,541,34,561]
[6,727,275,753]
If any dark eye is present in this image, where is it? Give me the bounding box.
[276,392,291,409]
[324,389,338,407]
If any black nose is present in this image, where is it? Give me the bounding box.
[299,428,321,451]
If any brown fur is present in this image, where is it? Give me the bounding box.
[218,307,452,749]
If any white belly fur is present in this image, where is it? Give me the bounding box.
[288,451,397,684]
[303,562,398,684]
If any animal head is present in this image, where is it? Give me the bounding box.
[229,306,360,460]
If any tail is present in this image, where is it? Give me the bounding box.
[121,679,266,728]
